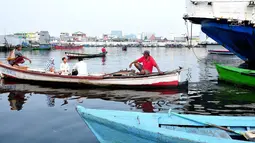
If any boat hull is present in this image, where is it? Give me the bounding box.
[201,21,255,62]
[38,44,51,50]
[65,52,107,59]
[76,106,254,143]
[216,64,255,87]
[0,62,182,89]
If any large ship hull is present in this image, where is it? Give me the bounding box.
[202,21,255,62]
[185,16,255,63]
[183,0,255,63]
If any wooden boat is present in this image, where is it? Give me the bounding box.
[38,44,51,50]
[0,62,183,89]
[216,64,255,87]
[65,52,107,59]
[54,45,83,50]
[76,105,255,143]
[208,50,234,55]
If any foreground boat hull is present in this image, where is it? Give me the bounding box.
[76,106,254,143]
[0,62,182,89]
[216,64,255,87]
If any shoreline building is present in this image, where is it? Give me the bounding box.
[103,34,109,41]
[14,32,40,42]
[111,30,122,39]
[72,31,86,42]
[124,34,137,40]
[141,32,155,41]
[39,31,50,44]
[60,32,70,42]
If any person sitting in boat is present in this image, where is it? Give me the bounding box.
[7,45,32,66]
[129,50,163,75]
[101,47,107,53]
[60,57,70,75]
[45,58,55,74]
[72,57,88,76]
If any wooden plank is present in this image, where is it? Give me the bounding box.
[161,126,232,139]
[158,115,255,127]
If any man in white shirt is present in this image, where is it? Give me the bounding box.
[60,57,70,75]
[72,58,88,76]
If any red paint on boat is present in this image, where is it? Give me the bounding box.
[149,81,179,86]
[2,73,17,79]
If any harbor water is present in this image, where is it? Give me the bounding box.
[0,47,254,143]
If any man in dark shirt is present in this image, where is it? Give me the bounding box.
[8,45,32,66]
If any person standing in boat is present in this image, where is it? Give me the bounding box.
[60,57,70,75]
[7,45,32,66]
[129,50,163,75]
[72,58,88,76]
[101,47,107,53]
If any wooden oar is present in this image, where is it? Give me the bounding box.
[169,111,252,140]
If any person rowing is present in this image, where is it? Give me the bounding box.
[7,45,32,66]
[129,50,163,75]
[101,47,107,53]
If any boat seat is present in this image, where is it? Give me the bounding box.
[161,126,232,139]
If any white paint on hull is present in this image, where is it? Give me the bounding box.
[185,0,255,23]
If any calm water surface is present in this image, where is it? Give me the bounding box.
[0,47,255,143]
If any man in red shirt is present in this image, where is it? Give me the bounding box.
[101,47,107,53]
[129,50,163,75]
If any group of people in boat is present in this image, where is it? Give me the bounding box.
[44,56,88,76]
[7,45,162,76]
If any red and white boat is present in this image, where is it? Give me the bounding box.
[0,62,184,89]
[54,45,83,50]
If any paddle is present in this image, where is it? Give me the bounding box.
[169,110,253,141]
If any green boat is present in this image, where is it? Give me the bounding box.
[215,64,255,87]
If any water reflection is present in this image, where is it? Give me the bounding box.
[1,79,255,115]
[46,95,55,107]
[102,57,106,65]
[0,80,186,111]
[8,91,27,111]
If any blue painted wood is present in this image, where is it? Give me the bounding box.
[76,106,254,143]
[201,22,255,62]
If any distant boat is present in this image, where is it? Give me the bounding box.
[22,44,51,50]
[65,52,107,59]
[38,44,51,50]
[208,50,234,55]
[76,105,255,143]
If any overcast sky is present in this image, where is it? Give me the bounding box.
[0,0,200,38]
